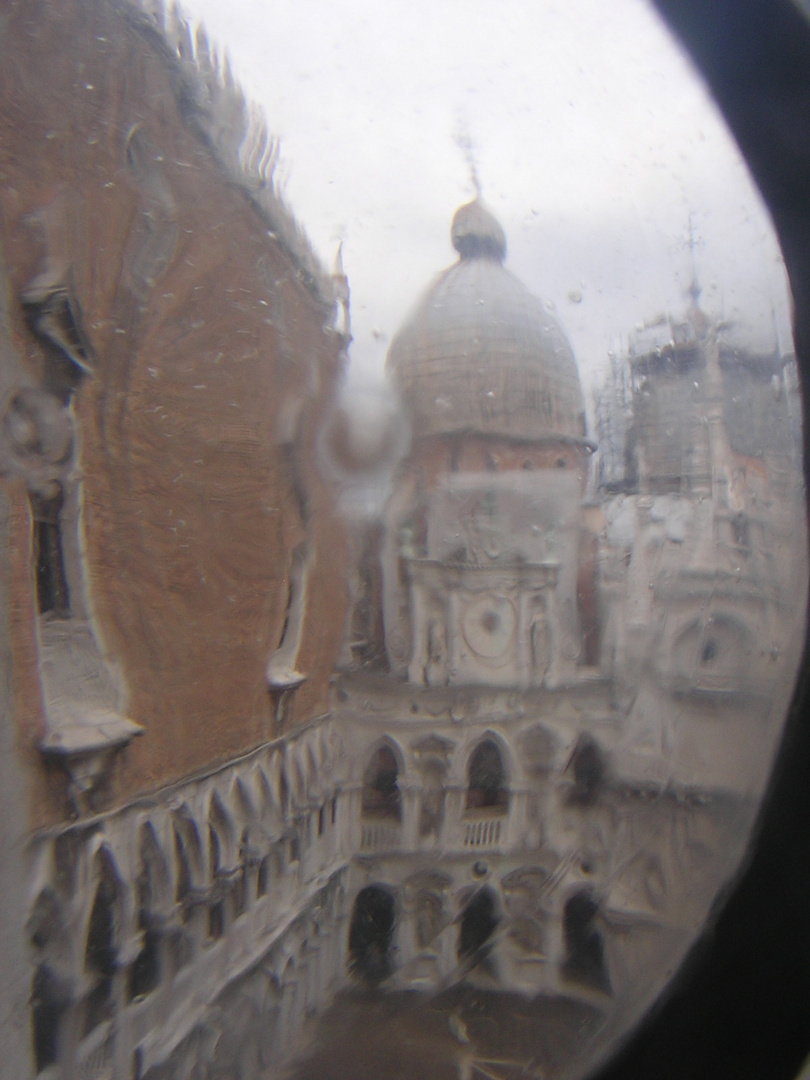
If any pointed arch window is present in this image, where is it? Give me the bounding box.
[207,826,226,940]
[458,886,499,960]
[566,734,605,806]
[28,889,71,1073]
[128,825,169,1001]
[562,889,611,993]
[173,815,204,931]
[361,745,402,821]
[82,855,120,1036]
[465,739,508,812]
[348,885,396,984]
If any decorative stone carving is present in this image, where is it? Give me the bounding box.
[27,718,347,1078]
[0,388,74,498]
[37,620,144,810]
[461,594,517,659]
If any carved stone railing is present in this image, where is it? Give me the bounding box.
[461,814,505,849]
[26,717,351,1080]
[360,819,402,852]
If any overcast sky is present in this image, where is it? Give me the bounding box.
[180,0,791,397]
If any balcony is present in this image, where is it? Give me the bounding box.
[461,813,504,850]
[360,820,403,851]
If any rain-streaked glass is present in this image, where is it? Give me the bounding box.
[0,2,805,1079]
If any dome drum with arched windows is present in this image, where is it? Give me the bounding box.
[386,200,588,445]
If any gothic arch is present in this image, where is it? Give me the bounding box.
[28,887,73,1072]
[233,775,258,824]
[256,765,280,824]
[128,823,170,1002]
[561,887,611,993]
[83,848,123,955]
[291,749,308,807]
[348,884,397,985]
[458,885,500,961]
[306,741,319,783]
[31,962,71,1073]
[208,790,237,872]
[137,821,172,914]
[207,825,226,940]
[465,736,510,812]
[361,739,404,821]
[565,734,606,805]
[28,887,72,959]
[172,811,204,909]
[279,768,290,819]
[82,848,123,1036]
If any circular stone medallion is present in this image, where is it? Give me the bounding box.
[462,595,517,658]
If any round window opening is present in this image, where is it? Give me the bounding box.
[1,2,806,1080]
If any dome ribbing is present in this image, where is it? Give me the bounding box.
[386,200,586,443]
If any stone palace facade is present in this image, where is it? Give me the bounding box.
[0,3,804,1079]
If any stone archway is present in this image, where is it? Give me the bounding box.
[562,889,610,993]
[348,885,396,984]
[458,886,499,961]
[466,739,508,811]
[361,745,402,821]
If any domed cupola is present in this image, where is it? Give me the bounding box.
[450,199,507,261]
[386,199,587,444]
